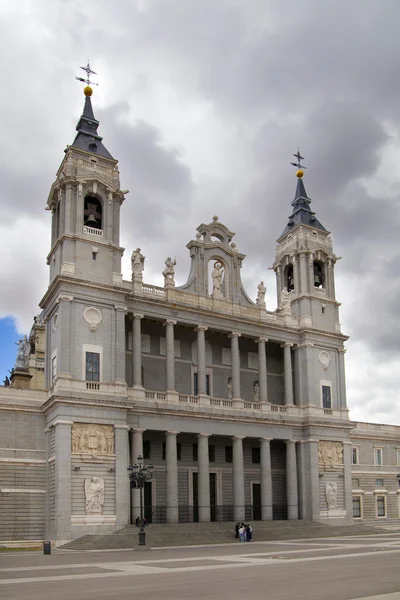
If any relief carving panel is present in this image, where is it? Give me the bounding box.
[318,441,343,467]
[72,423,114,457]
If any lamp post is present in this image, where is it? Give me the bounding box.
[127,455,153,546]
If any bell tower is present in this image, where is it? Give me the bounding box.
[46,67,126,287]
[273,152,341,334]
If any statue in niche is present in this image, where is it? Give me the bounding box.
[279,287,292,314]
[162,256,176,285]
[227,377,233,399]
[84,476,104,515]
[253,380,260,402]
[212,261,224,297]
[256,281,266,305]
[15,335,30,369]
[325,481,338,510]
[131,248,145,277]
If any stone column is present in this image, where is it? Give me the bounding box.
[195,326,208,395]
[165,320,176,391]
[286,440,299,520]
[337,348,347,409]
[260,438,273,520]
[115,306,127,385]
[132,313,143,388]
[232,436,245,521]
[257,337,268,403]
[54,420,72,543]
[197,433,211,522]
[297,439,320,520]
[130,428,145,523]
[115,425,130,528]
[230,332,241,400]
[343,441,353,520]
[299,252,308,294]
[282,342,294,405]
[166,431,179,523]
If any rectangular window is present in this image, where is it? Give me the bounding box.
[351,447,359,465]
[352,496,362,519]
[352,478,360,489]
[193,373,210,396]
[51,355,57,384]
[85,352,100,382]
[225,446,232,463]
[374,448,383,466]
[208,445,215,462]
[322,385,332,409]
[193,443,198,462]
[143,441,150,460]
[252,447,261,464]
[375,478,384,488]
[376,495,386,517]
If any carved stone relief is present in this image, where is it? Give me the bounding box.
[84,476,104,514]
[318,350,331,370]
[71,423,114,457]
[83,307,102,332]
[318,441,343,467]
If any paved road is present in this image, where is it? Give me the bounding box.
[2,533,400,600]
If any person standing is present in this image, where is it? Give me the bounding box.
[238,523,245,543]
[235,522,240,539]
[246,524,253,542]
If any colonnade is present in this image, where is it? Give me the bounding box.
[131,314,295,405]
[130,428,299,523]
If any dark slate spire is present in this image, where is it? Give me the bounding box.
[280,152,326,237]
[71,90,114,160]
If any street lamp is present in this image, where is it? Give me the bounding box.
[127,455,153,546]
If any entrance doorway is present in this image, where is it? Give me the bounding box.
[144,480,153,523]
[252,483,261,520]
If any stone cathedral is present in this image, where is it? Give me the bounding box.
[1,81,400,546]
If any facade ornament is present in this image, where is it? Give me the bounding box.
[318,441,343,467]
[84,476,104,515]
[227,377,233,399]
[325,481,338,510]
[211,261,224,298]
[83,307,103,332]
[256,281,266,306]
[318,350,331,370]
[131,248,145,278]
[162,257,176,285]
[71,423,114,457]
[279,287,292,314]
[253,380,260,402]
[15,335,30,369]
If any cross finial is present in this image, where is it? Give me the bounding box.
[290,148,306,178]
[75,60,99,93]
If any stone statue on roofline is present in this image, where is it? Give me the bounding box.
[15,335,30,369]
[211,261,224,298]
[163,257,176,286]
[256,281,266,305]
[279,287,292,315]
[131,248,145,278]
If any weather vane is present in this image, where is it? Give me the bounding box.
[291,148,306,178]
[75,61,98,88]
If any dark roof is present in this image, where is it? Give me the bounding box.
[280,177,327,237]
[71,95,114,160]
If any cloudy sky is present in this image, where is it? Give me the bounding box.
[0,0,399,424]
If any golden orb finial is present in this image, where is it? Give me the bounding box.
[296,169,304,178]
[84,85,93,97]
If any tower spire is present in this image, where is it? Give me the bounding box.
[280,150,326,237]
[71,61,113,160]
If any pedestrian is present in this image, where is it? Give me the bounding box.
[238,523,245,543]
[235,522,240,539]
[135,516,140,527]
[246,524,253,542]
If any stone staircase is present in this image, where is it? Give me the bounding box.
[60,520,380,551]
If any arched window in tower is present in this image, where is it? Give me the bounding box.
[313,261,324,288]
[285,264,294,292]
[84,195,103,230]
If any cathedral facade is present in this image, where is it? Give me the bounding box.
[1,86,399,546]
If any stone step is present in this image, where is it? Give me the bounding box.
[60,521,380,551]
